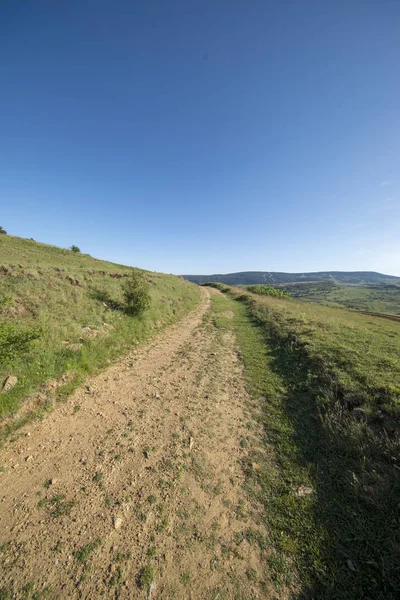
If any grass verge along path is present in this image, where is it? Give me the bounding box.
[211,287,400,600]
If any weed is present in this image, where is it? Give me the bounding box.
[74,539,102,566]
[245,568,257,581]
[92,472,103,483]
[138,565,156,589]
[108,566,123,587]
[180,572,191,585]
[156,517,168,532]
[115,551,132,562]
[51,541,64,553]
[147,494,157,505]
[37,494,75,518]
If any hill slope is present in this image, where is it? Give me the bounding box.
[0,235,200,426]
[183,270,400,286]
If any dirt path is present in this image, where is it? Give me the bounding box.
[0,288,266,599]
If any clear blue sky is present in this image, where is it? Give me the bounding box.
[1,1,399,275]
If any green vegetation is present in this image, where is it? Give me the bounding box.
[274,280,400,315]
[210,286,400,599]
[122,270,151,315]
[0,235,199,428]
[246,284,290,298]
[69,245,81,253]
[0,227,7,236]
[37,493,75,518]
[137,565,156,589]
[74,539,103,565]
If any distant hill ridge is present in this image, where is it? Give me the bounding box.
[183,271,400,286]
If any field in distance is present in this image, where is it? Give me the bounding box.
[183,271,400,316]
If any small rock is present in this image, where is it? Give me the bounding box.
[347,558,357,572]
[2,375,18,393]
[251,462,261,471]
[294,485,314,497]
[25,456,33,462]
[113,516,123,530]
[66,343,83,351]
[189,437,194,450]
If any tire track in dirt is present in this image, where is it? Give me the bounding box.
[0,288,268,599]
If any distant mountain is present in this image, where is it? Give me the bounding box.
[182,271,400,286]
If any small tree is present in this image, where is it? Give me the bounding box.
[0,226,7,235]
[123,271,151,315]
[70,245,81,253]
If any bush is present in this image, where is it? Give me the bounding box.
[0,226,7,235]
[70,245,81,253]
[246,285,290,298]
[122,271,151,315]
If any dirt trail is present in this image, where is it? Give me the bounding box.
[0,288,266,599]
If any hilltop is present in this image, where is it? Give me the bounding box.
[183,270,400,286]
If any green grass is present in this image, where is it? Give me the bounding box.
[137,565,156,589]
[0,235,200,428]
[37,493,75,518]
[210,287,400,599]
[74,539,103,566]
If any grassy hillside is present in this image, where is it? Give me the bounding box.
[207,283,400,598]
[0,236,200,429]
[184,270,400,286]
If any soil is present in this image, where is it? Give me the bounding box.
[0,288,269,599]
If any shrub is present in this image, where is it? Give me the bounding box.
[201,282,231,293]
[122,271,151,315]
[0,226,7,235]
[246,285,290,298]
[138,565,156,589]
[70,245,81,253]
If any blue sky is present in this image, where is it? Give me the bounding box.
[1,1,399,275]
